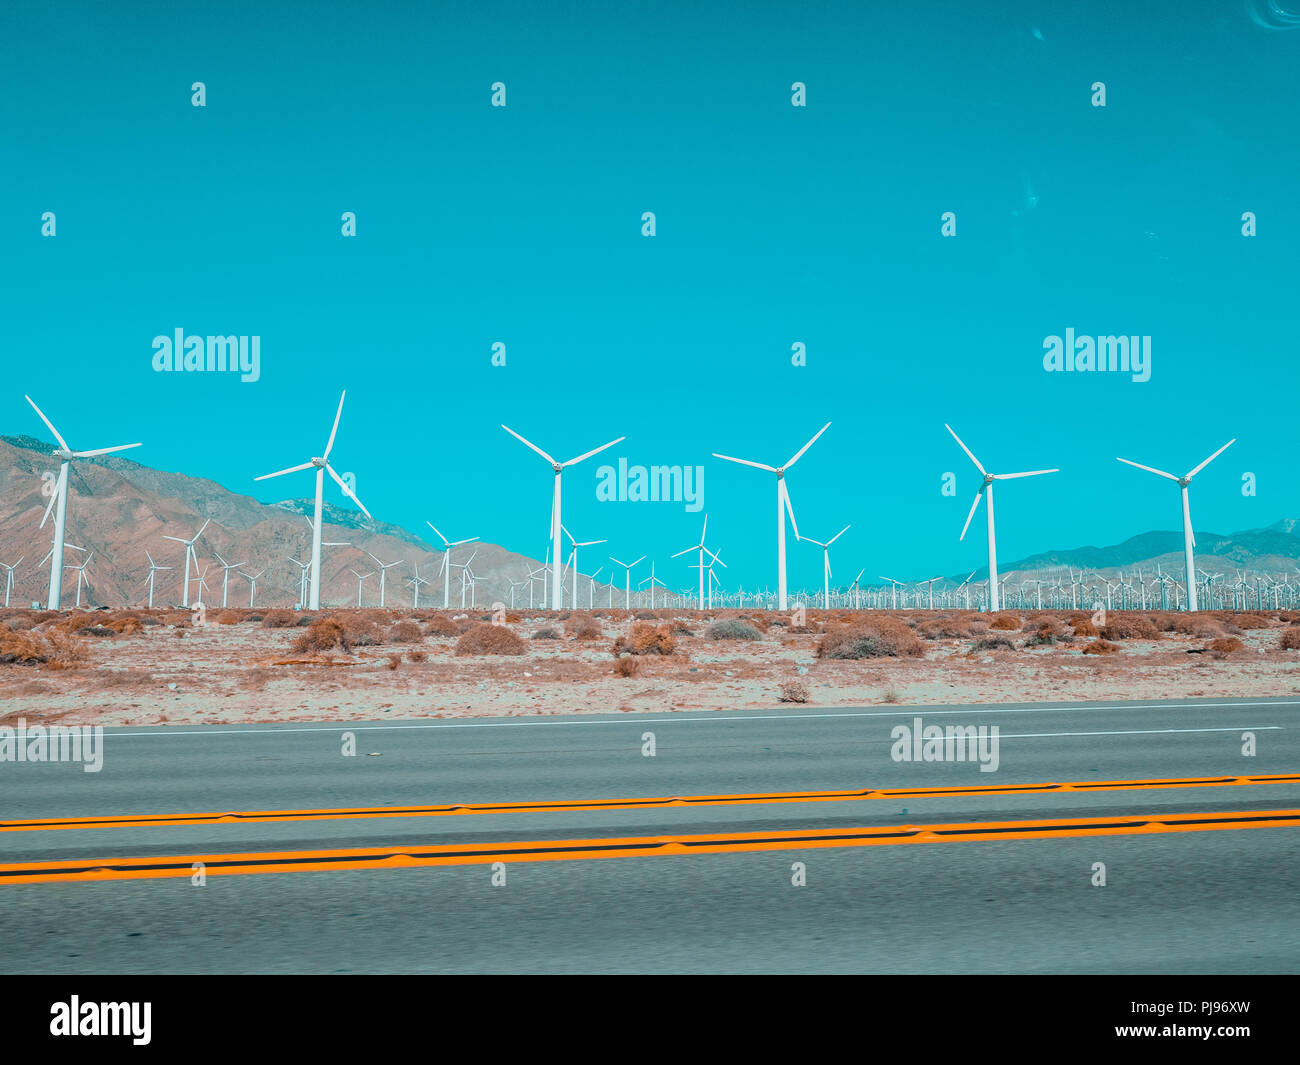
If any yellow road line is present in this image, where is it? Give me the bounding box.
[2,808,1297,884]
[4,773,1297,833]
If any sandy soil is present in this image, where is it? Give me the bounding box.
[2,609,1298,728]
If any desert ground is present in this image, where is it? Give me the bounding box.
[2,605,1298,728]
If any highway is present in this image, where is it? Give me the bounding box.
[1,698,1298,973]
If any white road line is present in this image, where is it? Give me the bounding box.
[94,700,1298,739]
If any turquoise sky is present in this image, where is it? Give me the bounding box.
[3,1,1297,590]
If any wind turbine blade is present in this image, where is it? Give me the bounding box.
[195,519,210,540]
[781,480,800,541]
[828,524,850,545]
[426,522,450,547]
[39,466,65,528]
[632,556,645,567]
[561,523,574,544]
[451,537,478,546]
[72,442,142,458]
[562,436,625,467]
[701,514,708,542]
[323,391,346,459]
[162,536,187,544]
[945,424,986,476]
[501,425,557,465]
[784,422,831,470]
[959,487,985,541]
[25,396,71,451]
[994,468,1059,480]
[255,462,314,481]
[711,453,777,473]
[670,547,693,559]
[1116,457,1178,481]
[327,463,371,518]
[1185,438,1236,480]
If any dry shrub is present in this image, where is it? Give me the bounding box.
[290,618,352,655]
[1100,615,1159,641]
[408,650,427,663]
[455,624,526,656]
[103,615,144,635]
[80,625,117,638]
[425,615,461,638]
[779,679,810,703]
[614,656,641,677]
[1172,616,1226,638]
[333,614,382,646]
[573,621,602,641]
[505,612,522,624]
[5,614,35,632]
[1025,619,1065,647]
[163,611,192,626]
[989,614,1021,631]
[57,614,106,634]
[746,613,772,633]
[1233,614,1270,630]
[634,610,657,620]
[0,629,88,668]
[261,609,294,628]
[669,619,695,636]
[817,618,923,660]
[388,620,424,643]
[1069,616,1098,637]
[1082,639,1121,655]
[972,635,1017,652]
[385,654,401,670]
[612,623,677,657]
[1207,637,1245,656]
[1279,626,1300,651]
[917,616,973,640]
[215,611,240,625]
[532,627,561,640]
[706,619,762,641]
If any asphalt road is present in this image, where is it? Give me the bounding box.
[1,697,1297,973]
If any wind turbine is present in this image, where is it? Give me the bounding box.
[849,568,866,610]
[671,515,722,610]
[25,395,141,609]
[879,576,905,611]
[1115,439,1235,612]
[408,563,431,609]
[365,552,405,608]
[501,425,625,610]
[561,525,607,609]
[798,524,849,609]
[212,551,246,609]
[64,551,94,609]
[255,391,371,610]
[1,556,23,608]
[287,556,312,608]
[162,519,210,609]
[349,568,375,607]
[193,563,211,606]
[427,523,478,608]
[241,568,266,608]
[609,555,645,609]
[712,422,829,610]
[946,424,1059,613]
[588,566,604,609]
[639,561,666,609]
[919,575,943,610]
[140,551,171,609]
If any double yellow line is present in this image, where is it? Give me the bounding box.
[3,774,1297,885]
[2,809,1298,884]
